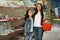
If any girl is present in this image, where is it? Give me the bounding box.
[33,3,44,40]
[24,9,33,40]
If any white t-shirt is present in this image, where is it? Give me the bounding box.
[34,11,42,27]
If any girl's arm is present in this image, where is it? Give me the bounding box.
[30,19,33,32]
[24,21,28,33]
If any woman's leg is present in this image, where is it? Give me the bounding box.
[33,27,38,40]
[38,27,43,40]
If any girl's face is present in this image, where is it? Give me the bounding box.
[37,4,41,11]
[28,10,32,17]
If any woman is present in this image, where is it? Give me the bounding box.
[33,3,44,40]
[24,9,33,40]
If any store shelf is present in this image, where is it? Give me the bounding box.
[0,29,24,40]
[53,19,60,21]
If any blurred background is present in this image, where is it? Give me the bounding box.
[0,0,60,40]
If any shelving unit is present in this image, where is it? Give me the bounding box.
[0,18,24,40]
[50,0,60,19]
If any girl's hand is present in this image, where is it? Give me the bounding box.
[24,33,26,36]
